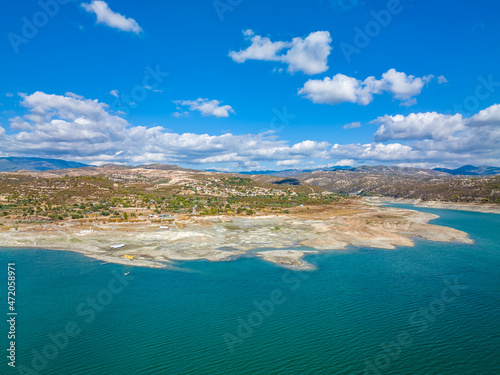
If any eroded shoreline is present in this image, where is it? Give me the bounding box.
[365,197,500,214]
[0,201,474,270]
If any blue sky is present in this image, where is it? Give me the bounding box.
[1,0,499,170]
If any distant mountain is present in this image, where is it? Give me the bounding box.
[0,157,89,172]
[240,166,354,177]
[241,165,450,177]
[291,166,500,202]
[139,163,198,172]
[433,165,500,176]
[239,169,304,177]
[349,165,448,176]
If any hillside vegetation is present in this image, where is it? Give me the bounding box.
[0,166,340,223]
[296,170,500,203]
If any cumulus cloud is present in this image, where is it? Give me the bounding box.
[229,30,332,75]
[3,92,500,170]
[468,103,500,126]
[369,105,500,166]
[373,112,465,142]
[82,1,142,34]
[299,69,435,106]
[334,159,356,166]
[343,121,361,129]
[331,142,416,161]
[173,99,235,118]
[276,159,302,166]
[2,92,329,168]
[9,116,33,131]
[299,74,360,105]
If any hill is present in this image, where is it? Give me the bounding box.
[433,165,500,176]
[242,165,449,178]
[0,165,332,221]
[0,157,89,172]
[293,169,500,203]
[1,162,500,206]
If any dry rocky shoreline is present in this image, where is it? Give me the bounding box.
[365,197,500,214]
[0,200,475,270]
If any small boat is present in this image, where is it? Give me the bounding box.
[159,226,169,229]
[110,244,125,249]
[124,272,130,276]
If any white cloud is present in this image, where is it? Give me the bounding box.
[9,116,33,131]
[437,75,448,84]
[343,121,361,129]
[1,92,337,168]
[82,1,142,34]
[109,90,119,98]
[369,105,500,166]
[64,92,85,100]
[172,111,189,118]
[468,103,500,126]
[229,30,332,75]
[331,142,416,161]
[174,98,235,118]
[3,92,500,169]
[196,153,247,164]
[229,30,286,63]
[396,162,445,169]
[373,112,465,141]
[299,74,360,105]
[5,93,14,98]
[299,69,435,106]
[382,70,433,104]
[332,159,356,167]
[277,159,302,166]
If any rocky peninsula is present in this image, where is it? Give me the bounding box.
[0,200,473,270]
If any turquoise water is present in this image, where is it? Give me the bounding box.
[2,206,500,374]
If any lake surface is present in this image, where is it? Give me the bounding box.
[2,205,500,374]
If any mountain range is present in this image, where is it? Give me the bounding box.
[432,165,500,176]
[0,157,499,177]
[0,157,89,172]
[241,165,500,177]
